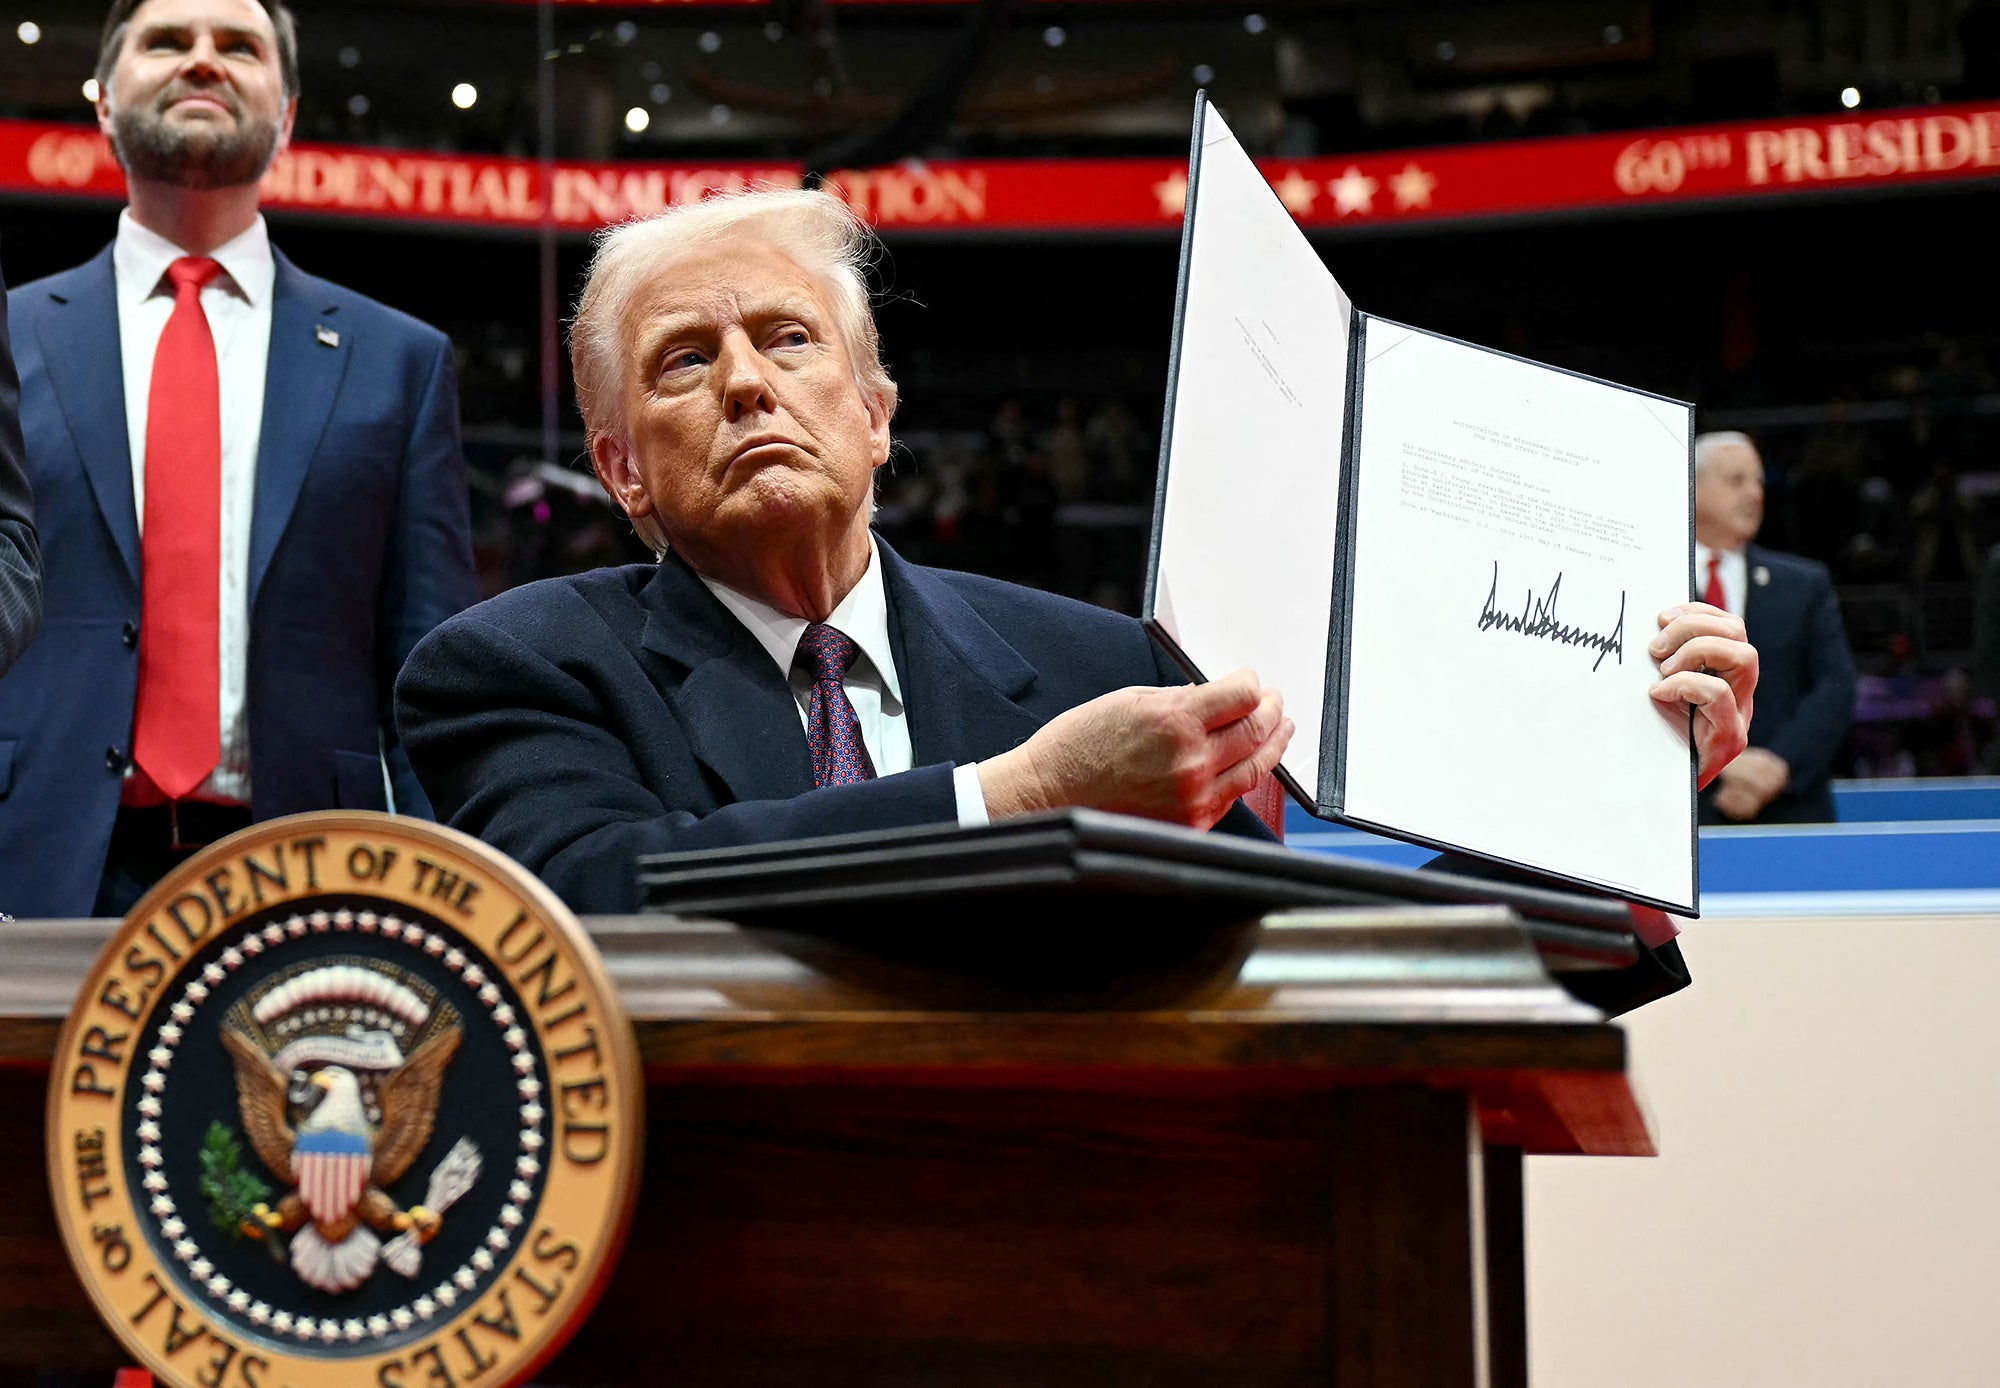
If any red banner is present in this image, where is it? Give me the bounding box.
[4,101,1997,235]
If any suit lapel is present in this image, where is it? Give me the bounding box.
[1741,544,1763,640]
[250,253,348,605]
[880,542,1044,765]
[34,249,139,587]
[638,557,815,803]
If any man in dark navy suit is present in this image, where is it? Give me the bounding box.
[0,0,477,916]
[397,189,1758,918]
[1694,431,1855,823]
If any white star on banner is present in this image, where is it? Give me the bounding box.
[1329,166,1378,215]
[1154,171,1188,217]
[1390,162,1438,210]
[1273,169,1318,214]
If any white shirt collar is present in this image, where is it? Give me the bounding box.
[697,537,903,705]
[113,208,276,309]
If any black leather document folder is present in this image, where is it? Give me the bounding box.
[638,809,1639,977]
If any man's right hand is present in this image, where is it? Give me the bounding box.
[977,668,1293,830]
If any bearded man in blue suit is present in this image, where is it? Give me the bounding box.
[398,190,1758,920]
[1,0,477,916]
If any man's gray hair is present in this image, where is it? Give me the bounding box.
[1693,430,1759,476]
[570,189,899,553]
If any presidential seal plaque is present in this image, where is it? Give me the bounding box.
[46,813,642,1388]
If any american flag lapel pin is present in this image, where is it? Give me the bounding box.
[1753,565,1770,586]
[315,324,340,348]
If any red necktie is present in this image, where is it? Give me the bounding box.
[1702,553,1726,612]
[796,623,876,787]
[132,256,224,802]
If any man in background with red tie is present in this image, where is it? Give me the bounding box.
[0,0,477,916]
[1695,430,1856,823]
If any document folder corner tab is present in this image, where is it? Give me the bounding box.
[1195,92,1238,149]
[1635,395,1694,447]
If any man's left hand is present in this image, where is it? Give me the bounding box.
[1648,601,1759,789]
[1711,746,1790,819]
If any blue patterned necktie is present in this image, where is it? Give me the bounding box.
[796,623,876,787]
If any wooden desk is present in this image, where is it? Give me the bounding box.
[0,905,1646,1388]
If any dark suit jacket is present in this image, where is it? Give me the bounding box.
[0,249,41,677]
[0,243,478,917]
[396,541,1270,914]
[1698,544,1855,824]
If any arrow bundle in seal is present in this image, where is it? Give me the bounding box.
[382,1137,482,1278]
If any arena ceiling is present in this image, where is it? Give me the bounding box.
[3,0,1993,165]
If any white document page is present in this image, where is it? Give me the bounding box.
[1339,322,1695,908]
[1150,102,1353,804]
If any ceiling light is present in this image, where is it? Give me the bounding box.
[17,21,42,44]
[624,106,649,133]
[451,82,478,110]
[650,82,671,104]
[697,31,722,55]
[1042,25,1066,47]
[83,77,100,102]
[1191,63,1215,85]
[1243,14,1267,35]
[1841,86,1862,109]
[337,45,360,68]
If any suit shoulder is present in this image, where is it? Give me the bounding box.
[423,565,656,652]
[926,565,1145,635]
[1753,547,1835,589]
[7,258,107,323]
[283,262,450,352]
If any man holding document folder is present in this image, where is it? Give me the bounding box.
[1150,98,1757,927]
[398,184,1759,985]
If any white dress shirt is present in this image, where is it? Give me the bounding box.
[114,210,274,805]
[1694,542,1748,617]
[698,538,990,826]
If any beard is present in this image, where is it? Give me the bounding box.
[108,81,281,190]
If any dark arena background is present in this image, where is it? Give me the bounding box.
[7,0,1999,778]
[6,3,2000,1383]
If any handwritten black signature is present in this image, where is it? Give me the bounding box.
[1476,562,1625,672]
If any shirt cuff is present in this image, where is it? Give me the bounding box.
[952,762,991,829]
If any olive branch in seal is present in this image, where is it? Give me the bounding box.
[198,1120,281,1257]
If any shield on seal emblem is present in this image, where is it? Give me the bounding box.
[45,812,643,1388]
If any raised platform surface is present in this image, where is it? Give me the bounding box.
[1285,778,2000,914]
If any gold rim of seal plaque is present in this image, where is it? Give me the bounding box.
[46,811,643,1388]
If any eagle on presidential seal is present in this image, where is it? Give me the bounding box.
[218,960,483,1294]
